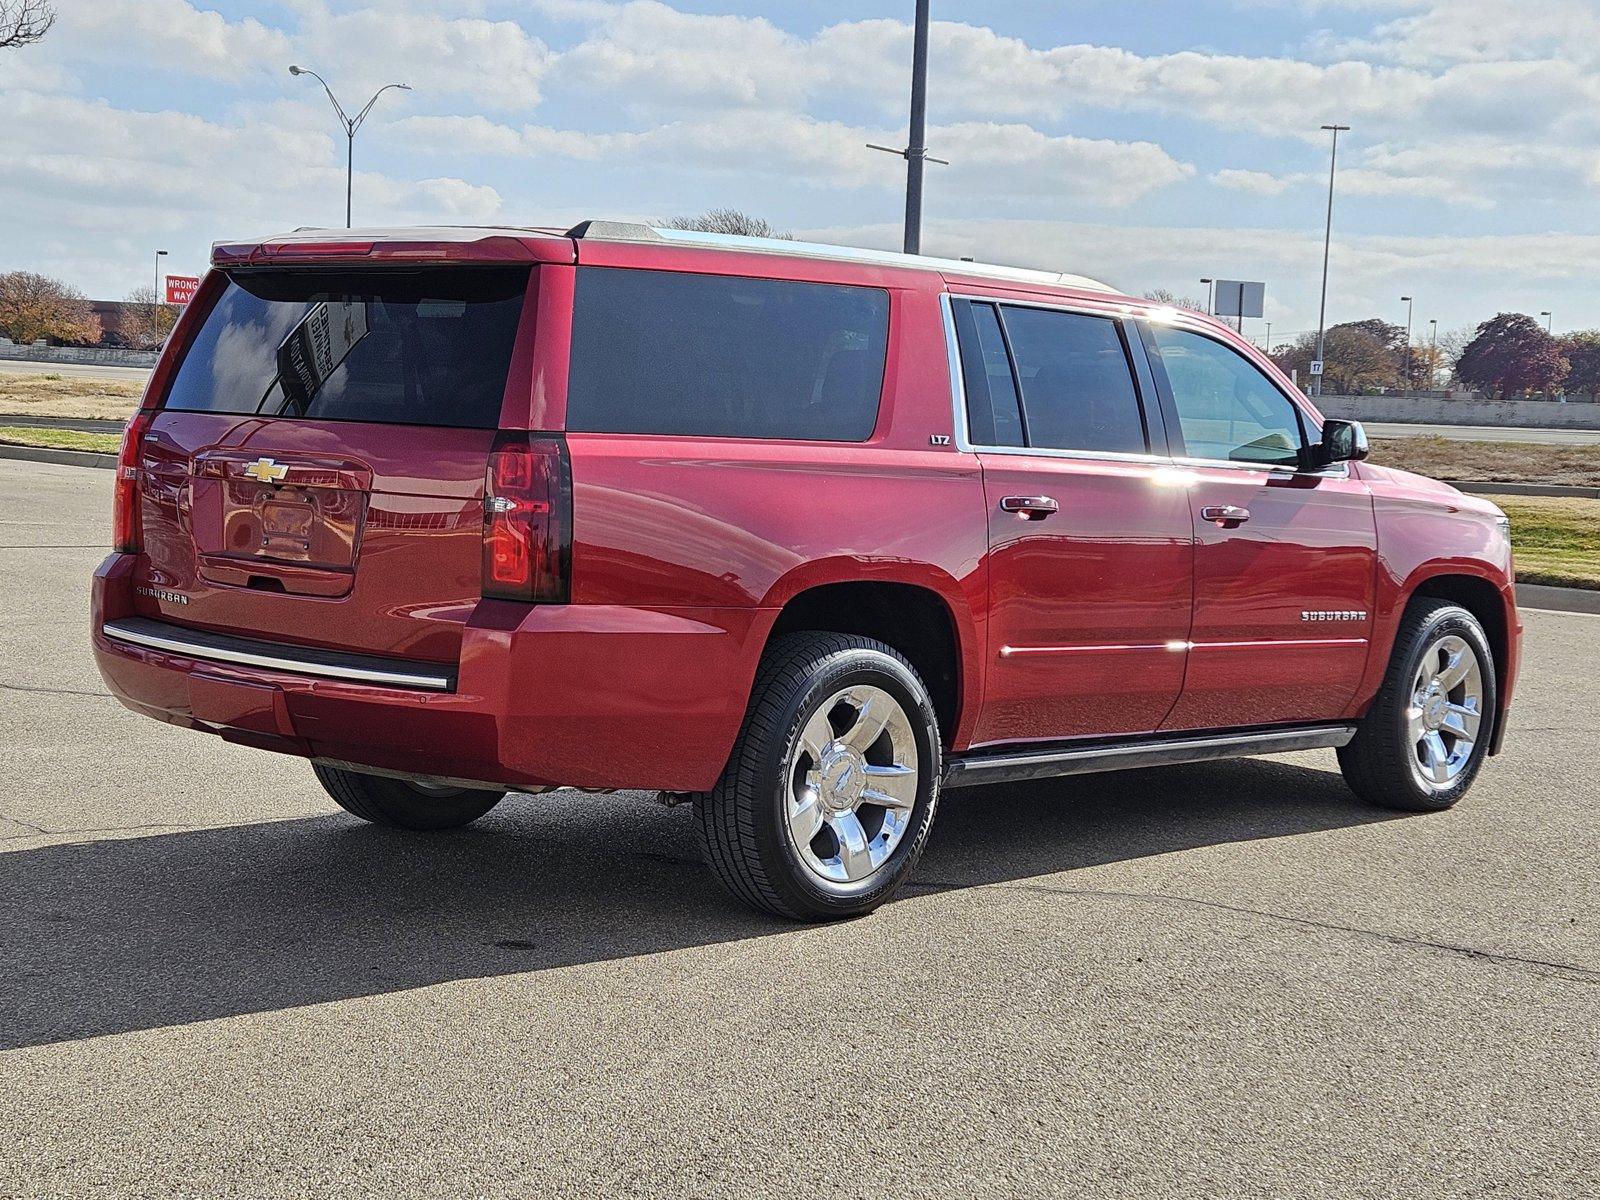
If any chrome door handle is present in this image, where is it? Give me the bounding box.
[1201,504,1251,526]
[1000,495,1060,520]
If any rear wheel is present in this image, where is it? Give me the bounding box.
[312,763,505,831]
[696,633,942,921]
[1338,600,1496,812]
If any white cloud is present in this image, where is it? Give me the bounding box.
[550,0,820,110]
[388,113,1193,207]
[804,215,1600,335]
[1212,169,1292,196]
[295,8,552,110]
[65,0,292,80]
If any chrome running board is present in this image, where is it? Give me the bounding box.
[942,724,1357,789]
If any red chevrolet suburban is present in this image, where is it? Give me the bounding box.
[92,222,1521,920]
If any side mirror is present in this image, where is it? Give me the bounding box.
[1311,419,1369,468]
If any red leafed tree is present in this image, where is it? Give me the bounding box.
[0,271,101,346]
[1453,313,1568,399]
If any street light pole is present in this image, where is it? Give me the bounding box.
[1200,277,1214,314]
[1541,310,1553,333]
[1429,319,1438,392]
[289,66,411,229]
[1401,295,1414,395]
[1312,123,1350,400]
[154,249,168,341]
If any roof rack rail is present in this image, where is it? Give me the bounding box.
[565,220,662,240]
[560,219,1116,294]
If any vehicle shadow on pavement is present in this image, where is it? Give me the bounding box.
[2,757,1398,1051]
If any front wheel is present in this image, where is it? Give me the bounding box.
[1338,600,1496,812]
[696,633,942,921]
[312,763,505,830]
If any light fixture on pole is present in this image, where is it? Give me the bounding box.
[289,65,411,229]
[1400,295,1414,395]
[1540,310,1553,333]
[866,0,947,255]
[1311,123,1350,400]
[1263,321,1273,353]
[1200,277,1215,314]
[154,249,167,302]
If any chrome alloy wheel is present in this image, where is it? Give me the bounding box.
[785,684,920,886]
[1406,633,1485,790]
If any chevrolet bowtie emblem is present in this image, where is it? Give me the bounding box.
[243,457,289,484]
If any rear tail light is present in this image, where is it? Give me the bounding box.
[112,409,155,553]
[482,432,571,603]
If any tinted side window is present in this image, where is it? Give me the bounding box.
[1143,326,1305,467]
[1000,306,1146,454]
[163,268,528,428]
[952,301,1024,447]
[566,269,889,441]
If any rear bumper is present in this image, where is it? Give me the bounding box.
[91,554,768,792]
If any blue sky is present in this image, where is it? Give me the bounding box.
[4,0,1597,345]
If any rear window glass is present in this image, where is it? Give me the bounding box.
[162,268,529,428]
[566,268,889,441]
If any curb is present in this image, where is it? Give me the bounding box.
[0,414,125,434]
[0,444,116,470]
[1516,584,1600,615]
[1450,480,1600,500]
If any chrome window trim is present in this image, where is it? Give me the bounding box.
[940,292,1349,480]
[940,293,1175,467]
[102,617,455,692]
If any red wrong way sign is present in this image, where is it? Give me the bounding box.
[164,275,201,305]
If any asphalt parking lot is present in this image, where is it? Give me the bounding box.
[2,457,1597,1198]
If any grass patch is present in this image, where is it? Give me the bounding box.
[0,426,122,454]
[0,371,144,421]
[1496,496,1600,589]
[1369,436,1600,488]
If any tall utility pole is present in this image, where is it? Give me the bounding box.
[289,65,411,228]
[154,249,167,302]
[903,0,930,255]
[1400,295,1414,394]
[1312,123,1350,399]
[1541,310,1553,333]
[866,1,946,254]
[1201,277,1215,314]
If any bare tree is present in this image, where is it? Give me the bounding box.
[123,285,179,350]
[660,209,793,239]
[0,0,56,50]
[1141,288,1207,313]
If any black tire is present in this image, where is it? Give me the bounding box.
[312,763,505,831]
[1338,600,1497,812]
[695,632,942,921]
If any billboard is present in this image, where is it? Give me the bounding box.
[1213,280,1265,319]
[164,275,201,305]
